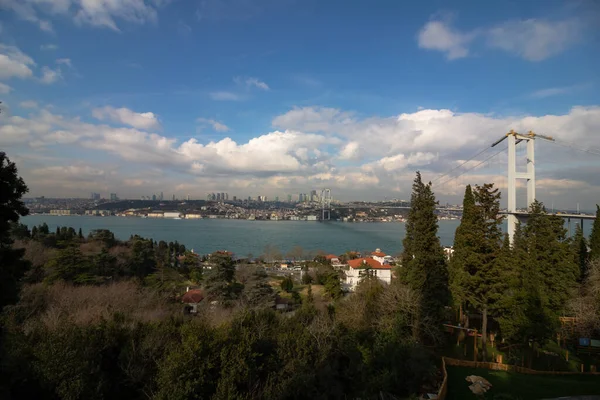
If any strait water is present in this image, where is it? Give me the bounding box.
[20,216,593,257]
[21,216,462,256]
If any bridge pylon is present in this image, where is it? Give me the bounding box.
[321,188,332,221]
[492,130,554,244]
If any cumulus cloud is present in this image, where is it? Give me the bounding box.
[1,0,169,32]
[19,100,38,108]
[197,117,230,132]
[417,15,583,61]
[40,66,62,84]
[0,44,35,80]
[0,82,12,94]
[2,105,600,206]
[244,77,269,90]
[488,18,581,61]
[56,58,73,68]
[92,106,161,130]
[417,19,476,60]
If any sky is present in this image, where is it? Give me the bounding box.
[0,0,599,209]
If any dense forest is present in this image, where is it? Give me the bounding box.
[1,151,599,399]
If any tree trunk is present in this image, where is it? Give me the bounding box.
[482,305,488,361]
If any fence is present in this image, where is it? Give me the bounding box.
[443,356,600,376]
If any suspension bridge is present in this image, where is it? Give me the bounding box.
[430,130,599,243]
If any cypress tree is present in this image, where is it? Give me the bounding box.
[401,172,449,341]
[524,201,579,317]
[78,227,84,239]
[464,184,504,361]
[590,205,600,261]
[449,185,476,325]
[571,223,588,282]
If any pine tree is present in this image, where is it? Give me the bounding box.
[523,201,579,318]
[571,223,589,281]
[449,185,476,323]
[0,152,30,309]
[401,172,449,341]
[464,184,504,361]
[78,227,84,239]
[590,205,600,261]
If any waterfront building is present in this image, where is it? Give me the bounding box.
[50,209,72,216]
[345,257,392,291]
[164,212,181,219]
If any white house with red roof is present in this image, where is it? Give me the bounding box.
[344,257,392,291]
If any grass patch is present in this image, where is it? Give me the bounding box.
[446,365,600,399]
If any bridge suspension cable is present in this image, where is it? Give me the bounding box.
[434,144,509,188]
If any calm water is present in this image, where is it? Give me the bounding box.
[19,215,593,256]
[21,216,462,256]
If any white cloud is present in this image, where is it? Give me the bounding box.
[40,44,58,51]
[272,106,356,133]
[56,58,73,68]
[2,105,600,206]
[488,18,581,61]
[19,100,38,108]
[1,0,168,32]
[0,82,12,94]
[210,91,242,101]
[245,77,269,90]
[417,19,476,60]
[417,14,583,61]
[92,106,161,130]
[40,66,62,84]
[197,117,230,132]
[0,44,35,80]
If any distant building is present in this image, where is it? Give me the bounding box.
[164,211,181,219]
[345,258,392,291]
[233,196,237,201]
[287,194,292,203]
[275,196,279,202]
[306,215,318,221]
[187,194,190,201]
[160,191,164,201]
[147,211,164,218]
[90,192,100,201]
[152,194,157,201]
[50,209,72,215]
[185,214,202,219]
[310,190,318,202]
[110,193,118,201]
[172,194,176,201]
[217,193,221,201]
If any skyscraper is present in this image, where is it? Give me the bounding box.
[91,192,100,201]
[152,194,157,201]
[110,193,118,201]
[310,190,318,202]
[287,194,292,203]
[217,193,221,201]
[160,191,164,201]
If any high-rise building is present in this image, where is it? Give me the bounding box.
[248,196,252,201]
[287,194,292,203]
[225,193,229,200]
[220,192,225,201]
[152,194,157,201]
[110,193,118,201]
[160,191,164,201]
[172,194,176,201]
[91,192,101,201]
[233,196,237,201]
[275,196,279,202]
[187,194,190,201]
[217,193,221,201]
[310,190,318,202]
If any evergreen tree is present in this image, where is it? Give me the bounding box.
[0,152,30,309]
[401,172,449,340]
[590,205,600,261]
[464,184,504,360]
[78,227,84,239]
[204,252,242,301]
[449,185,476,322]
[523,201,579,317]
[571,223,589,281]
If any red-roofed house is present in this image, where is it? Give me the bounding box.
[370,248,386,264]
[325,254,340,265]
[345,257,392,291]
[182,288,205,313]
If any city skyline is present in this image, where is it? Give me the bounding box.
[0,0,599,208]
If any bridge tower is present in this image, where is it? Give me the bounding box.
[492,130,553,244]
[321,188,332,221]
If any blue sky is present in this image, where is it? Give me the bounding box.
[1,0,599,208]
